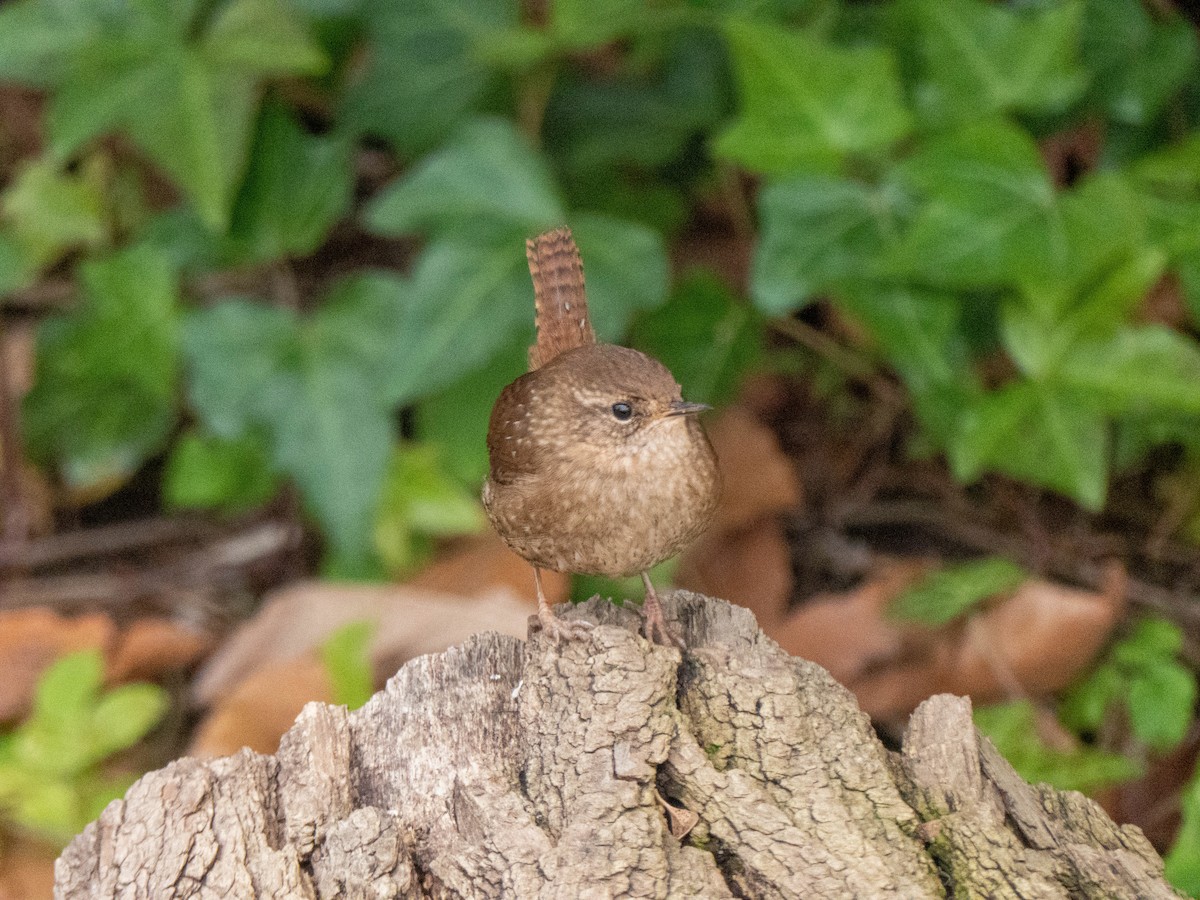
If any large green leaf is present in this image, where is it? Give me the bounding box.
[23,246,179,491]
[1082,0,1198,129]
[753,175,906,314]
[903,0,1087,126]
[182,299,295,438]
[0,1,99,86]
[544,28,731,174]
[35,0,327,231]
[202,0,329,76]
[227,101,354,262]
[1166,772,1200,896]
[0,157,108,270]
[888,120,1064,289]
[365,117,565,238]
[384,240,533,404]
[1056,326,1200,416]
[164,429,280,512]
[835,283,974,399]
[184,286,399,575]
[633,271,762,407]
[569,214,669,340]
[716,20,911,174]
[415,339,528,485]
[344,0,514,155]
[950,380,1107,509]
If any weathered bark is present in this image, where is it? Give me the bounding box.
[56,592,1179,899]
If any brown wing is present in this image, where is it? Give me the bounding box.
[527,227,595,370]
[485,373,541,484]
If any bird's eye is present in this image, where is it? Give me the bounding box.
[611,402,633,421]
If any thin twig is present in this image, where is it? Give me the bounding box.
[767,315,906,409]
[0,514,221,571]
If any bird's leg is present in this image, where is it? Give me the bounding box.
[532,568,592,641]
[640,572,684,649]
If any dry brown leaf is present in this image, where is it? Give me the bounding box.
[765,558,1126,726]
[191,582,532,708]
[0,609,115,721]
[107,618,215,683]
[0,832,56,900]
[704,406,802,532]
[409,531,566,606]
[188,654,332,757]
[677,517,793,629]
[949,567,1126,703]
[768,559,923,683]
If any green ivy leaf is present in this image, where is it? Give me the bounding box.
[569,214,669,340]
[889,557,1025,626]
[1,157,108,269]
[1082,0,1198,129]
[184,284,399,576]
[320,621,375,710]
[227,101,354,263]
[415,340,528,485]
[950,380,1107,509]
[888,120,1063,289]
[87,683,169,764]
[164,429,279,513]
[1060,662,1123,733]
[544,28,730,175]
[23,245,179,492]
[633,271,762,407]
[373,443,485,575]
[1056,326,1200,416]
[975,700,1140,795]
[1115,617,1185,664]
[344,0,514,155]
[48,39,259,231]
[385,239,533,404]
[1128,662,1196,752]
[34,0,326,231]
[903,0,1087,126]
[0,1,96,86]
[716,20,911,174]
[835,284,975,400]
[365,117,565,239]
[1166,770,1200,896]
[753,175,905,315]
[201,0,329,76]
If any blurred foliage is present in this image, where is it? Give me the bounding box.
[1062,617,1197,752]
[888,557,1026,626]
[974,699,1142,795]
[3,0,1200,580]
[0,651,167,845]
[1168,765,1200,897]
[979,616,1199,889]
[320,620,375,710]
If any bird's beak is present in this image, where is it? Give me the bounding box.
[666,400,711,417]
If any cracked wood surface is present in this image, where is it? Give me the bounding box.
[55,592,1180,899]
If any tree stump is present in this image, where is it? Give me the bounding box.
[55,592,1180,898]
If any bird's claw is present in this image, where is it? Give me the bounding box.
[642,605,685,650]
[532,608,594,642]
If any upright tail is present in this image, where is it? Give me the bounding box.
[527,227,596,370]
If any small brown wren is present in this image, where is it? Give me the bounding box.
[483,227,720,646]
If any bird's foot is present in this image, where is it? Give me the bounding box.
[532,605,593,642]
[641,595,685,650]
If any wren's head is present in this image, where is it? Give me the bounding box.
[526,344,709,459]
